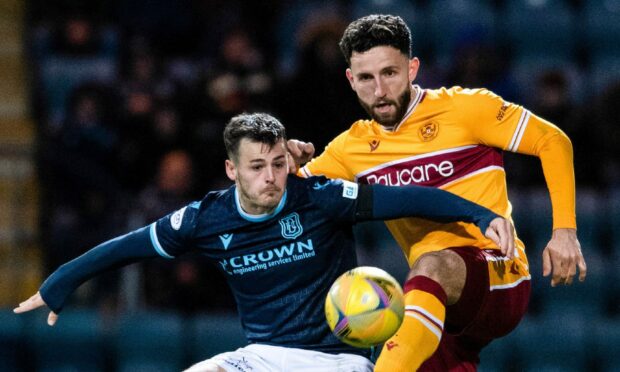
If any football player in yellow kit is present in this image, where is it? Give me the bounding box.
[288,14,587,371]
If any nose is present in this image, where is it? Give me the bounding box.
[265,166,275,183]
[374,77,387,98]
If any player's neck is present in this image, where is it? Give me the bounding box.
[238,197,276,215]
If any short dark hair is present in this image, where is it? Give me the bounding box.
[339,14,412,66]
[223,113,287,161]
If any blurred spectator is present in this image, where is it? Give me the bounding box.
[32,14,118,128]
[275,0,348,78]
[587,82,620,188]
[115,46,180,191]
[188,28,274,191]
[53,15,102,56]
[277,18,364,152]
[125,150,235,314]
[38,84,125,272]
[447,42,518,102]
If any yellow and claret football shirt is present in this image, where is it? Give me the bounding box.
[300,86,575,276]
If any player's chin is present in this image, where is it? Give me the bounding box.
[261,193,283,207]
[372,110,398,126]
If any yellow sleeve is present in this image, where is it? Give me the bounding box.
[512,114,576,229]
[298,131,355,180]
[454,88,576,229]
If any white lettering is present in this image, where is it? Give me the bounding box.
[274,243,295,258]
[243,254,258,266]
[438,161,454,177]
[258,250,274,262]
[297,240,314,252]
[364,161,455,186]
[410,165,425,183]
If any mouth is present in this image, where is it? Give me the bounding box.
[374,102,393,114]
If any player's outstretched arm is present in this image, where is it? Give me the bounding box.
[363,184,516,254]
[14,292,58,326]
[13,225,161,321]
[286,139,315,172]
[542,228,586,286]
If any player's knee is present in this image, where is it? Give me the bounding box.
[408,250,466,304]
[183,361,226,372]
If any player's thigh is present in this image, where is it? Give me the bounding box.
[409,249,467,305]
[184,360,226,372]
[183,346,273,372]
[445,246,530,338]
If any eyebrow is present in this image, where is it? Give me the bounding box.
[355,63,400,75]
[249,155,286,163]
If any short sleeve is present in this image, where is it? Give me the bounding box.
[300,132,354,180]
[150,201,201,258]
[452,88,531,151]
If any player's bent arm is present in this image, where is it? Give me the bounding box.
[32,226,159,314]
[512,115,576,229]
[356,184,513,252]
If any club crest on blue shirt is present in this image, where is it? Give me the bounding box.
[170,206,187,230]
[279,213,303,240]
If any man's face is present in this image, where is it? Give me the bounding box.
[225,138,288,215]
[346,46,420,128]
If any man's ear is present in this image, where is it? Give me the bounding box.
[408,57,420,83]
[225,159,236,181]
[345,68,355,90]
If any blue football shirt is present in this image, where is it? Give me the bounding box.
[151,175,366,355]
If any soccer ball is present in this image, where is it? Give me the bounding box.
[325,266,404,348]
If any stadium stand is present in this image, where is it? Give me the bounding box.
[24,308,107,371]
[0,308,23,371]
[114,311,186,372]
[500,0,576,61]
[426,0,497,69]
[188,312,248,365]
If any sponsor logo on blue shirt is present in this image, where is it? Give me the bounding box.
[218,239,315,276]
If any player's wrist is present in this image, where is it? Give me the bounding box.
[552,227,577,239]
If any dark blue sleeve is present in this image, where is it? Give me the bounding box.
[39,226,157,313]
[362,184,499,233]
[307,177,360,223]
[152,201,201,257]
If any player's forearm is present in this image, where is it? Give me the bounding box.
[39,226,158,313]
[538,132,577,229]
[367,184,498,232]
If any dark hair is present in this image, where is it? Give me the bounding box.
[223,113,287,161]
[339,14,412,66]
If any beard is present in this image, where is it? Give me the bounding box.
[359,87,411,128]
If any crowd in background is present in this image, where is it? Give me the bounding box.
[26,0,620,316]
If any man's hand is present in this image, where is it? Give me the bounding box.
[14,291,59,326]
[485,217,516,259]
[542,228,586,286]
[286,139,315,174]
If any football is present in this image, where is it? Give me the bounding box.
[325,266,404,348]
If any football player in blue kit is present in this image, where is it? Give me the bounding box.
[15,113,514,372]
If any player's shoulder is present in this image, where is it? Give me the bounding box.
[289,174,347,193]
[288,174,331,191]
[338,119,375,138]
[426,85,492,97]
[193,185,234,214]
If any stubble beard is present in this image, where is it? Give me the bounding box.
[360,88,412,129]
